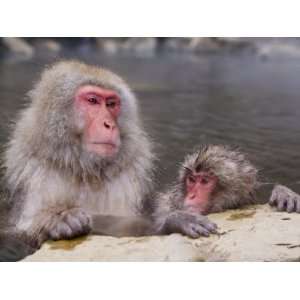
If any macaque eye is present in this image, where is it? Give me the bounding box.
[195,164,202,172]
[87,96,99,105]
[106,98,118,109]
[188,176,196,183]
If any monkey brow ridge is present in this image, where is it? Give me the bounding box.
[183,166,193,173]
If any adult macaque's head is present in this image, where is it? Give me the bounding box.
[18,60,149,180]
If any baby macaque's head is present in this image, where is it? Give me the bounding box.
[179,145,259,214]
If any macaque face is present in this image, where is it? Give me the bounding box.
[184,170,218,214]
[75,85,121,157]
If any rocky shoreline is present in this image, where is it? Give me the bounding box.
[24,205,300,262]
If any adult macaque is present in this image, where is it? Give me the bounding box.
[1,60,155,252]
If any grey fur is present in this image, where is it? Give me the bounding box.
[1,60,155,246]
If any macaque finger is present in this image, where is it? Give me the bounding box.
[65,214,84,234]
[184,226,201,238]
[296,199,300,213]
[277,199,287,211]
[183,224,207,238]
[269,192,278,206]
[49,227,60,240]
[50,222,73,240]
[286,197,295,213]
[76,211,92,232]
[196,215,218,232]
[292,196,300,214]
[191,224,210,237]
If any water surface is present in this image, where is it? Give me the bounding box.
[1,50,300,191]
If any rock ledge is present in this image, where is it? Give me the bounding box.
[24,205,300,262]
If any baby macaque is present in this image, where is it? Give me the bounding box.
[154,145,259,238]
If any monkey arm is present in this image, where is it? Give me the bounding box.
[0,185,37,261]
[0,232,36,262]
[152,188,218,238]
[153,210,218,238]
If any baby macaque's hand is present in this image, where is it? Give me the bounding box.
[269,185,300,213]
[161,211,218,238]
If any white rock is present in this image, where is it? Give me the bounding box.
[24,205,300,262]
[122,38,157,56]
[34,39,61,53]
[96,38,120,55]
[188,37,221,52]
[2,37,34,58]
[164,38,190,52]
[257,41,300,59]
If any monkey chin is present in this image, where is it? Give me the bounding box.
[184,201,211,215]
[86,142,120,158]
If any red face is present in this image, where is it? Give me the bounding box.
[184,171,218,214]
[75,85,121,157]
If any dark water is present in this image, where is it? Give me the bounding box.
[1,50,300,190]
[1,50,300,260]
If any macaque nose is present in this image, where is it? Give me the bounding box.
[188,192,196,199]
[103,119,116,130]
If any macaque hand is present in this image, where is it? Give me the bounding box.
[161,211,218,238]
[48,208,92,240]
[269,185,300,213]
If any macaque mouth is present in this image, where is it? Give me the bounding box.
[86,141,120,156]
[92,142,116,147]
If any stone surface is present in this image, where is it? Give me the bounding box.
[33,39,62,53]
[2,37,34,58]
[23,205,300,262]
[122,37,157,55]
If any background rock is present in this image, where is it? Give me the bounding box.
[24,205,300,262]
[2,37,34,59]
[32,38,62,53]
[2,38,300,59]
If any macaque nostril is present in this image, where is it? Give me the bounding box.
[201,178,208,184]
[104,121,111,129]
